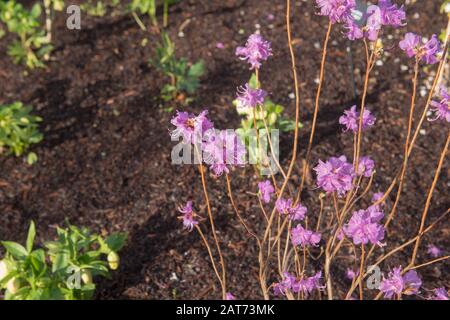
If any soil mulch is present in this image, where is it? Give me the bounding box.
[0,0,448,299]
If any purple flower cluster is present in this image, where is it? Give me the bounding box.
[203,130,246,176]
[344,0,406,41]
[178,201,198,232]
[236,34,272,70]
[371,191,384,204]
[291,225,321,247]
[429,86,450,123]
[275,198,307,221]
[346,268,359,280]
[427,244,442,258]
[357,156,375,177]
[171,111,247,177]
[273,272,297,296]
[293,272,324,297]
[171,110,214,143]
[273,271,324,297]
[429,288,449,300]
[315,0,355,24]
[314,155,355,196]
[236,84,267,109]
[339,105,376,133]
[399,33,442,65]
[343,206,385,246]
[225,292,236,300]
[379,267,422,299]
[258,180,275,204]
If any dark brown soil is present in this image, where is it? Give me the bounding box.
[0,0,448,299]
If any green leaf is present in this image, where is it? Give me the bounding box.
[26,152,38,165]
[0,270,19,288]
[104,233,127,252]
[188,61,205,78]
[30,4,42,18]
[30,249,46,274]
[1,241,28,259]
[26,221,36,252]
[52,253,69,272]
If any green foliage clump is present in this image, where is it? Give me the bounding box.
[235,74,302,168]
[0,102,43,164]
[235,74,302,136]
[131,0,157,26]
[151,32,205,104]
[0,221,127,300]
[81,0,120,17]
[130,0,179,28]
[0,1,52,69]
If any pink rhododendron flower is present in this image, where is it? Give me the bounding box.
[291,224,321,247]
[203,130,246,177]
[427,244,442,258]
[371,192,385,211]
[171,110,214,144]
[379,267,422,299]
[314,155,355,196]
[378,0,406,27]
[315,0,356,24]
[366,205,384,223]
[429,86,450,123]
[346,268,359,280]
[275,198,307,221]
[344,0,405,41]
[399,33,442,65]
[357,156,375,177]
[372,192,384,204]
[225,292,236,300]
[292,271,324,297]
[258,180,275,204]
[273,272,297,296]
[236,83,267,108]
[178,201,198,232]
[339,105,376,132]
[429,287,449,300]
[343,208,385,246]
[236,34,272,69]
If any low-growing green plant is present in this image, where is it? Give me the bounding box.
[130,0,177,29]
[81,0,120,17]
[0,102,43,164]
[43,0,64,44]
[0,1,52,69]
[130,0,157,28]
[0,221,127,300]
[151,32,205,104]
[235,74,302,167]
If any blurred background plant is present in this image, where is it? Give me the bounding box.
[81,0,120,17]
[0,0,52,69]
[0,221,127,300]
[0,102,43,165]
[43,0,64,44]
[150,31,204,105]
[130,0,179,30]
[234,74,302,170]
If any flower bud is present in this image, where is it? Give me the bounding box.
[107,251,120,270]
[81,270,93,285]
[0,260,10,281]
[6,278,20,294]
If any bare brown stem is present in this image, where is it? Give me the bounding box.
[296,21,333,202]
[409,133,450,266]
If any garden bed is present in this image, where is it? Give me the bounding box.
[0,0,448,299]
